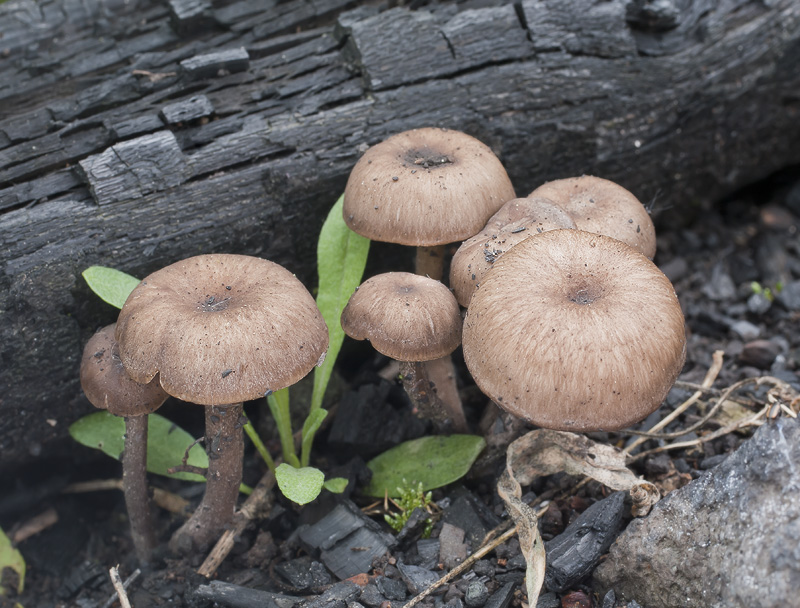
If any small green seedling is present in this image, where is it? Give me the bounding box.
[364,434,486,498]
[78,194,369,505]
[384,480,435,537]
[751,281,783,302]
[0,525,24,601]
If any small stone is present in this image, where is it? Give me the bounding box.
[701,263,736,301]
[376,576,406,601]
[739,339,781,369]
[535,592,560,608]
[397,562,440,595]
[359,584,386,607]
[746,292,772,315]
[601,589,616,608]
[776,281,800,311]
[439,523,469,570]
[729,319,761,341]
[464,581,489,608]
[483,582,516,608]
[699,454,728,470]
[561,590,591,608]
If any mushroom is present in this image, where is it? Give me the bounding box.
[343,127,516,280]
[449,197,576,307]
[529,175,657,258]
[115,254,328,554]
[462,230,686,431]
[340,272,466,432]
[80,323,168,563]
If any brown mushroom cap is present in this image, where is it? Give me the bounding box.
[462,230,686,431]
[81,324,168,416]
[341,272,462,362]
[529,176,657,258]
[343,128,516,246]
[449,197,576,307]
[115,254,329,406]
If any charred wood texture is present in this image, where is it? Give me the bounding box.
[1,0,799,471]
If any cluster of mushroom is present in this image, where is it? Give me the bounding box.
[340,128,686,435]
[80,254,329,560]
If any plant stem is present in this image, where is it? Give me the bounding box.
[267,389,300,468]
[415,245,446,281]
[243,417,276,473]
[122,415,156,564]
[169,403,244,555]
[399,360,467,433]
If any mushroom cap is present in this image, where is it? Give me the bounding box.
[81,324,168,416]
[343,128,516,246]
[529,176,657,258]
[449,197,576,307]
[462,230,686,431]
[341,272,462,362]
[115,254,329,406]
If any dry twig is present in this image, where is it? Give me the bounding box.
[108,566,133,608]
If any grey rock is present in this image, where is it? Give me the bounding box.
[729,319,760,341]
[776,280,800,311]
[358,584,385,608]
[397,562,439,595]
[301,581,361,608]
[464,581,489,608]
[375,576,406,601]
[746,292,772,315]
[594,417,800,608]
[701,263,736,301]
[439,522,469,570]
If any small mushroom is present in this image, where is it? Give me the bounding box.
[462,230,686,431]
[80,323,168,563]
[343,127,516,280]
[529,175,657,258]
[449,197,576,307]
[341,272,466,432]
[115,254,328,554]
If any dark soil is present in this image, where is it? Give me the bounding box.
[1,166,799,608]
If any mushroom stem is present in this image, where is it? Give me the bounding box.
[122,415,156,563]
[169,403,244,555]
[415,245,446,281]
[399,360,468,433]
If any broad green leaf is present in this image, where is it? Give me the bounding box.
[267,388,299,468]
[82,266,140,309]
[275,464,325,505]
[300,408,328,467]
[323,477,348,494]
[311,194,370,414]
[69,411,208,482]
[364,435,486,497]
[0,526,24,595]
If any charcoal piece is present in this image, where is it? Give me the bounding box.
[494,572,525,585]
[601,589,616,608]
[376,575,406,601]
[180,47,250,80]
[441,5,533,68]
[105,114,164,139]
[438,522,469,570]
[339,8,457,90]
[77,130,192,205]
[396,506,432,547]
[299,500,396,580]
[441,489,500,550]
[359,583,386,607]
[483,582,516,608]
[327,380,425,457]
[544,491,626,592]
[302,581,362,608]
[415,538,440,570]
[161,94,215,124]
[464,581,489,608]
[168,0,213,34]
[397,562,440,595]
[520,0,636,58]
[57,561,106,599]
[275,556,332,590]
[193,580,300,608]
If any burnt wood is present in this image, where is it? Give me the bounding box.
[1,0,799,472]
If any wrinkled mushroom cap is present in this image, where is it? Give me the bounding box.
[463,230,686,431]
[341,272,462,362]
[81,324,168,416]
[449,197,576,307]
[115,254,329,406]
[529,176,657,258]
[343,128,516,246]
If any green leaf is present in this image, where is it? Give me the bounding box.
[82,266,140,309]
[275,464,325,505]
[69,411,208,482]
[0,526,25,595]
[323,477,348,494]
[311,194,370,414]
[364,435,487,497]
[300,408,328,467]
